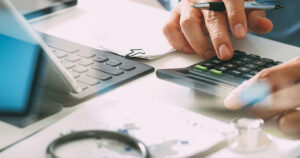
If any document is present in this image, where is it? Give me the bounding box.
[95,0,175,59]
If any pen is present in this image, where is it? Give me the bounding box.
[192,1,283,12]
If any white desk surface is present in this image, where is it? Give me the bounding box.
[1,0,300,157]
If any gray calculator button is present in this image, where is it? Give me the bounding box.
[77,82,88,91]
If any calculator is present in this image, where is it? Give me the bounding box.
[156,50,282,96]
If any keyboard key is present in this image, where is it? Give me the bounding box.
[92,63,123,75]
[77,76,100,86]
[194,65,208,72]
[65,55,80,62]
[78,59,94,66]
[215,66,228,72]
[61,60,75,69]
[237,67,251,73]
[77,51,96,58]
[73,65,88,73]
[242,73,254,79]
[210,69,223,76]
[229,70,242,76]
[78,82,88,91]
[119,64,136,71]
[240,57,253,62]
[70,72,80,78]
[86,70,112,81]
[245,63,259,69]
[94,56,108,62]
[52,49,68,58]
[253,60,267,66]
[224,63,237,69]
[106,60,122,66]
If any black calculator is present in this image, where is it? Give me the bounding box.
[156,50,282,96]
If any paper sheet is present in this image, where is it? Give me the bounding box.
[95,0,175,59]
[0,99,230,158]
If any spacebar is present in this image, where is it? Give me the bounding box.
[92,63,123,75]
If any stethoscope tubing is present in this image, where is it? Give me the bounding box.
[46,130,151,158]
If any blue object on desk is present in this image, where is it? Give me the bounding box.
[0,35,39,114]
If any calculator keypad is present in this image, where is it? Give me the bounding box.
[190,50,282,83]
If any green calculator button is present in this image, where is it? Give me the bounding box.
[194,65,208,72]
[210,69,223,76]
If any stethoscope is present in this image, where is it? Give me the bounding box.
[46,130,151,158]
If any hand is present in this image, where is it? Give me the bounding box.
[224,57,300,136]
[163,0,273,60]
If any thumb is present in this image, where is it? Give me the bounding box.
[247,10,273,34]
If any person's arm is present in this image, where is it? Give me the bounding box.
[163,0,273,60]
[225,57,300,136]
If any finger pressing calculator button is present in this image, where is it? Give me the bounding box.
[210,69,223,76]
[195,65,208,72]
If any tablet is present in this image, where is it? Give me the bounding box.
[0,0,80,115]
[10,0,77,20]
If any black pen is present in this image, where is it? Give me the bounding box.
[192,1,283,12]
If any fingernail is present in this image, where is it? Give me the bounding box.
[233,23,246,39]
[204,50,216,58]
[218,44,231,60]
[183,46,194,54]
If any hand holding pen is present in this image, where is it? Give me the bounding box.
[163,0,280,60]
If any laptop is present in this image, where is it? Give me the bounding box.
[0,0,154,127]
